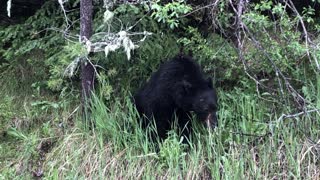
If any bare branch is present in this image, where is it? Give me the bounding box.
[277,109,319,122]
[58,0,71,30]
[231,0,277,101]
[285,0,320,72]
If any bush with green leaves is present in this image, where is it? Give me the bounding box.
[150,0,192,29]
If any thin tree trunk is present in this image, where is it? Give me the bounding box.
[80,0,94,118]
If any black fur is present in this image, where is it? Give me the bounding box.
[134,55,218,140]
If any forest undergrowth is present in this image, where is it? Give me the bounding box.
[1,0,320,179]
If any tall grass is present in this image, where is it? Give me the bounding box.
[1,87,319,179]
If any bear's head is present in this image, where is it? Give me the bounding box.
[176,77,218,128]
[191,78,218,129]
[192,87,218,128]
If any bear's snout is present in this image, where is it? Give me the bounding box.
[205,112,218,129]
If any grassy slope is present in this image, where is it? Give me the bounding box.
[0,86,319,179]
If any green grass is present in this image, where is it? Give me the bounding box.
[0,87,319,179]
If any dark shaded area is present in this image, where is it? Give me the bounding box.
[184,0,320,44]
[0,0,46,25]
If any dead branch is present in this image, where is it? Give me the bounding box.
[285,0,320,72]
[277,109,319,122]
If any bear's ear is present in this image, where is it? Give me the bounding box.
[207,77,213,88]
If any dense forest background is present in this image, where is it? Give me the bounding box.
[0,0,319,179]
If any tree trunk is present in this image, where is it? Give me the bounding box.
[80,0,94,118]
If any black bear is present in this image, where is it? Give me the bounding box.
[134,55,218,140]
